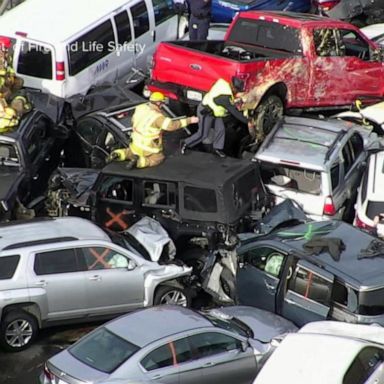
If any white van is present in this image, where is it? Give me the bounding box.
[0,0,179,98]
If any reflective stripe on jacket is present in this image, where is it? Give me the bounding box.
[202,78,233,117]
[0,107,18,131]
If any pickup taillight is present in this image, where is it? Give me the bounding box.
[313,0,340,11]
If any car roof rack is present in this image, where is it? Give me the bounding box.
[2,236,78,250]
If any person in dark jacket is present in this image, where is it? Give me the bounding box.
[182,77,251,158]
[186,0,211,40]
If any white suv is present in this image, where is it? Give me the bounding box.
[354,150,384,236]
[253,116,368,220]
[0,217,191,352]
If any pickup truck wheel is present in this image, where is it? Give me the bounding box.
[0,311,38,352]
[154,285,191,307]
[255,95,283,138]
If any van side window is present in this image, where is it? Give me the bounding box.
[288,266,332,305]
[17,42,52,79]
[114,11,132,44]
[152,0,175,25]
[68,19,115,76]
[131,1,150,38]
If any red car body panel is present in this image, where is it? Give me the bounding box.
[149,11,384,110]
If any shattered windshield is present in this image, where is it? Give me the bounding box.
[0,142,20,166]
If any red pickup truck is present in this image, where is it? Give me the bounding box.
[148,11,384,133]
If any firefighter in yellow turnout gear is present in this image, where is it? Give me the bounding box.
[110,92,198,169]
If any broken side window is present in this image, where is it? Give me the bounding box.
[313,28,339,57]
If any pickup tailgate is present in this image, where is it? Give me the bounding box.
[152,42,242,99]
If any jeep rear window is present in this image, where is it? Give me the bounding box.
[0,255,19,279]
[228,19,302,54]
[261,162,322,195]
[184,186,217,213]
[17,42,52,79]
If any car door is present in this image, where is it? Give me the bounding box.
[337,28,384,99]
[94,175,137,231]
[237,245,287,313]
[23,114,58,198]
[187,331,257,384]
[310,28,352,105]
[129,0,154,71]
[29,247,87,321]
[80,245,145,315]
[141,337,189,383]
[281,259,334,326]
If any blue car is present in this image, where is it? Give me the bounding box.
[212,0,312,23]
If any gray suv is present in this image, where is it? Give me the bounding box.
[254,116,368,221]
[0,217,192,352]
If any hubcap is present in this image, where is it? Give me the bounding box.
[5,319,33,348]
[160,290,188,307]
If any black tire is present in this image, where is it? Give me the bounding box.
[0,311,38,352]
[254,94,284,138]
[154,285,191,307]
[220,267,237,302]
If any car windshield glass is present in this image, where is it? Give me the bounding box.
[260,161,322,195]
[228,19,302,54]
[358,289,384,316]
[69,327,139,373]
[0,142,19,166]
[202,313,252,338]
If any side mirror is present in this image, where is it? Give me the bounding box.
[127,259,137,271]
[241,339,249,352]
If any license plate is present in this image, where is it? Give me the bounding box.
[186,90,202,102]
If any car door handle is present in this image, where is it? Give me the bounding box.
[265,281,276,291]
[35,280,47,287]
[89,275,102,281]
[151,373,163,379]
[285,298,296,305]
[202,361,215,367]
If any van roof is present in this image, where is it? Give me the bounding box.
[0,0,132,44]
[273,220,384,288]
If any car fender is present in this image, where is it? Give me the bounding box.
[142,264,192,306]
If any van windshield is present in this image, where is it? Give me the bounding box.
[17,41,52,79]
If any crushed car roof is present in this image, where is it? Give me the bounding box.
[103,152,258,188]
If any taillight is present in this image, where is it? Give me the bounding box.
[323,196,336,216]
[355,215,374,231]
[55,61,65,81]
[314,0,340,11]
[43,364,54,381]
